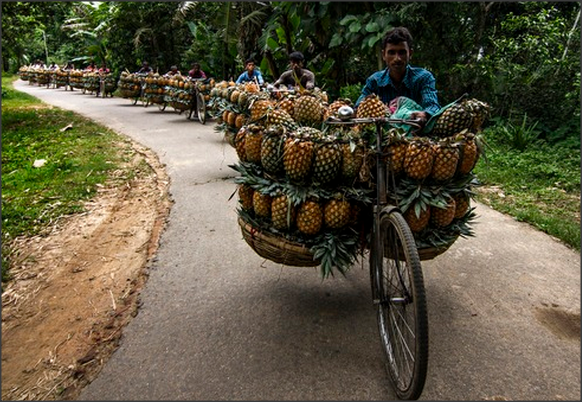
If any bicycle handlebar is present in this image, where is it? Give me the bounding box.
[324,116,424,129]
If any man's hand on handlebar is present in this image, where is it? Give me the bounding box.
[408,111,428,127]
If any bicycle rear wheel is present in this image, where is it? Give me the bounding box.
[196,92,206,124]
[370,210,428,400]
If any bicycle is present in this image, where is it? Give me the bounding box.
[326,110,428,400]
[186,78,210,124]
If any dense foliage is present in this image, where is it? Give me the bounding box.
[2,1,579,147]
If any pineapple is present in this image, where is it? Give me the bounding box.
[452,192,470,219]
[456,131,480,175]
[323,196,352,229]
[404,205,431,233]
[384,129,409,175]
[340,140,365,185]
[261,127,286,175]
[283,128,316,183]
[430,196,456,228]
[244,124,264,164]
[234,127,248,162]
[356,94,388,119]
[403,137,435,180]
[238,184,254,211]
[277,97,295,117]
[296,200,323,236]
[271,193,296,231]
[265,108,298,131]
[462,98,491,132]
[250,98,274,121]
[253,191,273,219]
[323,98,351,121]
[237,90,249,110]
[293,93,324,126]
[432,103,474,138]
[312,133,342,185]
[431,138,460,181]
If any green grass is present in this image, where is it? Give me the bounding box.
[473,127,580,251]
[1,73,135,282]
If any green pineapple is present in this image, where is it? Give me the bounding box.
[433,103,474,138]
[260,126,286,175]
[312,132,342,185]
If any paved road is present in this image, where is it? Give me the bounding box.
[14,80,581,400]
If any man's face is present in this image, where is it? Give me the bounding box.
[289,59,302,73]
[383,41,412,75]
[246,62,255,73]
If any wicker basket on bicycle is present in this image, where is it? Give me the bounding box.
[238,216,320,267]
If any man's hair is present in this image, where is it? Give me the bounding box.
[288,51,305,62]
[192,62,201,69]
[383,27,413,49]
[245,58,255,65]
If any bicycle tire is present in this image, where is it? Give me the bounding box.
[132,96,138,105]
[370,210,428,400]
[196,92,206,124]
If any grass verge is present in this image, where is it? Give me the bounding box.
[473,131,580,251]
[1,74,136,282]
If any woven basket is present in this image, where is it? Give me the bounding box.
[238,217,320,267]
[417,236,458,260]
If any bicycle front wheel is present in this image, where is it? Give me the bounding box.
[370,210,428,400]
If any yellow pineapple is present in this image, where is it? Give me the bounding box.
[404,205,431,233]
[323,196,351,229]
[244,124,264,164]
[431,138,460,181]
[404,137,435,180]
[296,200,323,236]
[293,93,324,126]
[271,194,296,231]
[430,196,456,228]
[253,191,272,219]
[238,184,254,211]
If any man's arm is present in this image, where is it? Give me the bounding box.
[303,70,315,90]
[416,72,440,116]
[273,70,291,87]
[256,71,265,85]
[235,72,246,84]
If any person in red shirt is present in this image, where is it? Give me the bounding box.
[188,62,206,80]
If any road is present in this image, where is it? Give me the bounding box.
[14,80,581,401]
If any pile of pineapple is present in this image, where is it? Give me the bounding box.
[117,71,143,98]
[163,74,195,111]
[221,86,381,277]
[143,73,167,105]
[83,72,101,93]
[223,86,490,277]
[69,70,85,90]
[54,69,69,89]
[102,72,117,95]
[357,94,489,250]
[18,66,30,81]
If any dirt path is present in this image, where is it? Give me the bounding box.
[1,141,172,400]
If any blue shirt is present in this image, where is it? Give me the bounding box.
[236,69,264,85]
[356,65,440,116]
